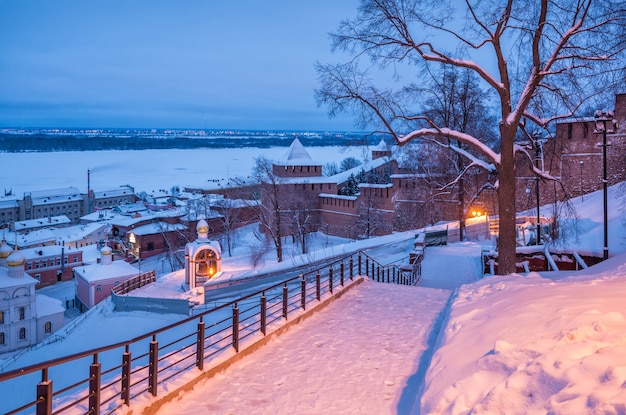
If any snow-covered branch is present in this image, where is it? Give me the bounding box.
[398,127,500,167]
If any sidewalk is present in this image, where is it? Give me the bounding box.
[153,280,451,415]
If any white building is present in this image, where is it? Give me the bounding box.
[184,218,222,291]
[0,239,65,353]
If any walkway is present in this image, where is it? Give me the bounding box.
[154,280,451,415]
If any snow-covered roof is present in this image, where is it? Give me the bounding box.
[114,202,148,214]
[27,187,83,205]
[331,156,392,184]
[128,222,187,236]
[3,222,109,249]
[13,215,71,231]
[55,222,109,244]
[92,185,134,198]
[11,244,83,260]
[358,183,393,189]
[74,260,138,283]
[278,156,394,186]
[0,198,19,208]
[0,267,38,288]
[373,138,389,151]
[390,173,430,179]
[278,138,320,166]
[318,193,358,201]
[109,207,184,227]
[555,116,595,124]
[36,294,65,317]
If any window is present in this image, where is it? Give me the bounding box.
[35,274,41,282]
[19,307,25,320]
[44,321,52,334]
[73,256,78,263]
[147,242,155,251]
[96,285,102,292]
[0,332,4,345]
[0,311,4,324]
[19,327,26,340]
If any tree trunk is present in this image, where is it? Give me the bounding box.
[497,127,517,275]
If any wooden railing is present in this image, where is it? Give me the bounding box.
[111,270,157,295]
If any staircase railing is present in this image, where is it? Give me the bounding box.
[0,250,416,415]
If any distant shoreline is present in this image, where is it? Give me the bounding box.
[0,129,383,152]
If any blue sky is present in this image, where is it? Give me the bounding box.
[0,0,361,131]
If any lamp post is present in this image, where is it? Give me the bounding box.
[579,160,584,201]
[594,110,617,260]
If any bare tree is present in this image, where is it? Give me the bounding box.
[316,0,626,274]
[252,156,285,263]
[421,66,497,240]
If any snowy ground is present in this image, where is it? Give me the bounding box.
[147,186,626,415]
[0,147,625,414]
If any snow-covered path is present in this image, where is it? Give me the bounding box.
[155,280,450,415]
[420,243,485,290]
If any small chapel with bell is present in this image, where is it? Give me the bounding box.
[184,217,222,291]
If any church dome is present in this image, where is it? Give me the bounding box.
[100,245,113,255]
[196,218,209,234]
[0,239,13,259]
[6,249,25,267]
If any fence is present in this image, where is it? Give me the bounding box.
[111,271,156,296]
[0,251,419,415]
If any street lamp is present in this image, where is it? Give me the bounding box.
[593,110,618,260]
[579,160,584,202]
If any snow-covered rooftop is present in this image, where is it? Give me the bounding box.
[73,260,139,283]
[278,138,320,166]
[26,187,83,205]
[0,267,38,288]
[36,294,65,317]
[92,185,134,198]
[13,215,71,231]
[128,222,187,236]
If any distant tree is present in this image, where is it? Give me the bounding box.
[323,162,341,176]
[340,173,360,196]
[316,0,626,274]
[340,157,362,171]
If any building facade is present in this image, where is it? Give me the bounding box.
[0,241,65,352]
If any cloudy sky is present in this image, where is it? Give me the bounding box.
[0,0,361,131]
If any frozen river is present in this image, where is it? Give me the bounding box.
[0,145,367,197]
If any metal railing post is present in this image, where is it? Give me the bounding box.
[232,303,240,352]
[121,346,131,406]
[36,368,52,415]
[365,257,369,278]
[260,294,267,335]
[282,283,288,320]
[350,257,354,279]
[340,262,345,286]
[358,254,362,275]
[149,336,158,396]
[89,354,101,415]
[196,318,205,370]
[300,275,306,310]
[329,267,334,293]
[316,272,321,301]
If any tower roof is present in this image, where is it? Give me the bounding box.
[373,138,389,151]
[6,249,25,267]
[279,138,319,166]
[0,238,12,259]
